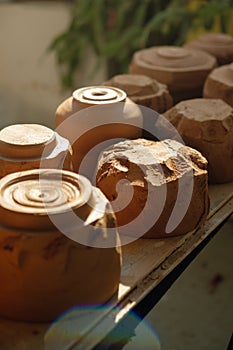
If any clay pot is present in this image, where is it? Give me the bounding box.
[103,74,173,113]
[203,63,233,107]
[129,46,216,103]
[96,138,209,238]
[0,124,72,178]
[184,33,233,65]
[0,169,121,322]
[103,74,173,140]
[55,86,143,179]
[164,98,233,183]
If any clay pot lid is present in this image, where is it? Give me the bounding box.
[72,86,127,107]
[0,124,57,159]
[0,169,92,230]
[172,98,233,122]
[132,46,216,71]
[208,63,233,86]
[103,74,161,97]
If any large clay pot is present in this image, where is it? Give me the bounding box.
[203,63,233,108]
[129,46,216,103]
[0,124,72,178]
[0,169,121,322]
[96,139,209,238]
[184,33,233,65]
[55,86,143,179]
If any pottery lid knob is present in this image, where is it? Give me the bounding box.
[157,47,190,59]
[73,86,127,106]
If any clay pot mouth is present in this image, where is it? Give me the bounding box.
[0,124,57,159]
[0,169,92,229]
[73,86,127,105]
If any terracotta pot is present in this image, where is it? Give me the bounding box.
[55,86,143,179]
[0,169,121,322]
[164,98,233,183]
[103,74,173,140]
[184,33,233,65]
[129,46,216,103]
[103,74,173,113]
[203,63,233,107]
[96,139,209,238]
[0,124,72,178]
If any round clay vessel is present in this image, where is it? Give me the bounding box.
[129,46,216,103]
[0,124,72,178]
[184,32,233,65]
[164,98,233,183]
[0,169,121,322]
[96,138,209,238]
[55,86,143,178]
[103,74,173,113]
[203,63,233,107]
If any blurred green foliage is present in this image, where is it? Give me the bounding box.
[49,0,233,89]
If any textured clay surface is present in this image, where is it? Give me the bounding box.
[96,138,209,238]
[164,98,233,183]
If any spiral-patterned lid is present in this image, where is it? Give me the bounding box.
[131,46,216,70]
[72,86,127,107]
[0,169,92,229]
[0,124,57,159]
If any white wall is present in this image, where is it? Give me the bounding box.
[0,1,107,129]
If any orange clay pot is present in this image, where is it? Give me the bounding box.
[184,33,233,65]
[55,86,143,179]
[0,169,121,322]
[129,46,216,103]
[203,63,233,108]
